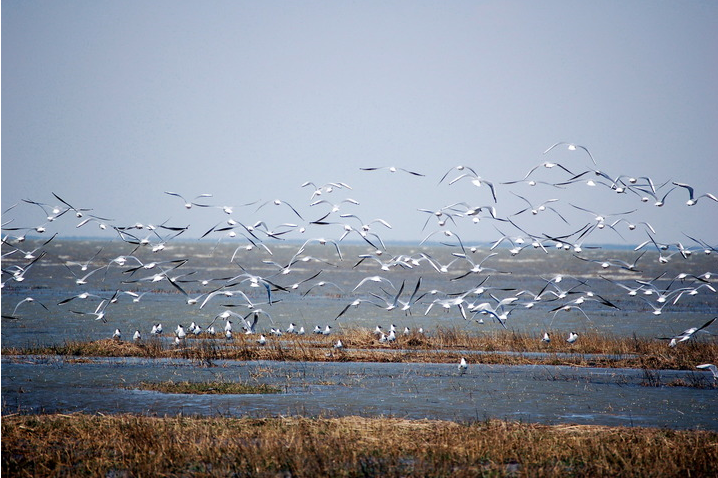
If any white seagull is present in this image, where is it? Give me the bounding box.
[696,364,718,381]
[509,193,569,224]
[71,299,110,323]
[543,141,597,166]
[11,297,49,316]
[301,180,353,199]
[447,173,497,203]
[353,275,397,292]
[301,280,345,297]
[176,324,187,339]
[360,166,425,176]
[240,309,273,335]
[438,165,478,185]
[310,198,360,213]
[458,357,468,375]
[334,299,382,321]
[671,182,718,206]
[256,199,304,220]
[164,191,213,209]
[664,317,716,347]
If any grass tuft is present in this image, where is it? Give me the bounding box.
[134,380,281,395]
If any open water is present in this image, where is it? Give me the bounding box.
[2,239,717,429]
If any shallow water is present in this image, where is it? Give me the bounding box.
[2,239,717,429]
[3,356,716,430]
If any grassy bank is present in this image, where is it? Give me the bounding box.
[2,413,716,477]
[3,327,716,371]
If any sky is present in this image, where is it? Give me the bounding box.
[2,1,718,249]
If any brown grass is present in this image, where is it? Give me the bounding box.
[3,327,716,371]
[134,380,281,395]
[2,413,716,477]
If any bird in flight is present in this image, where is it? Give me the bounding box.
[543,141,597,166]
[360,166,424,176]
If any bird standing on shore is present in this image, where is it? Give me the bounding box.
[458,357,468,375]
[176,324,186,339]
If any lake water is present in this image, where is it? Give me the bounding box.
[3,356,715,430]
[2,239,717,429]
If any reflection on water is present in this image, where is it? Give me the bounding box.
[2,240,717,429]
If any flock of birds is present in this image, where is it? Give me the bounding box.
[2,142,717,377]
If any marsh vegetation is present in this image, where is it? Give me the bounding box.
[3,413,717,477]
[4,326,716,372]
[133,380,281,395]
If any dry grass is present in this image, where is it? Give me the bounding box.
[134,380,281,395]
[3,327,716,371]
[2,413,716,477]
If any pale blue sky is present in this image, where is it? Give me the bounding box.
[3,1,717,247]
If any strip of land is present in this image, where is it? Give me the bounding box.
[4,327,716,371]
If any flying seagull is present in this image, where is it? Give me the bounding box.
[543,142,597,166]
[662,317,716,347]
[360,166,425,176]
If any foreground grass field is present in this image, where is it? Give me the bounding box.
[3,413,717,477]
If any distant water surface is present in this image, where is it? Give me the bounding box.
[2,239,716,345]
[2,239,717,430]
